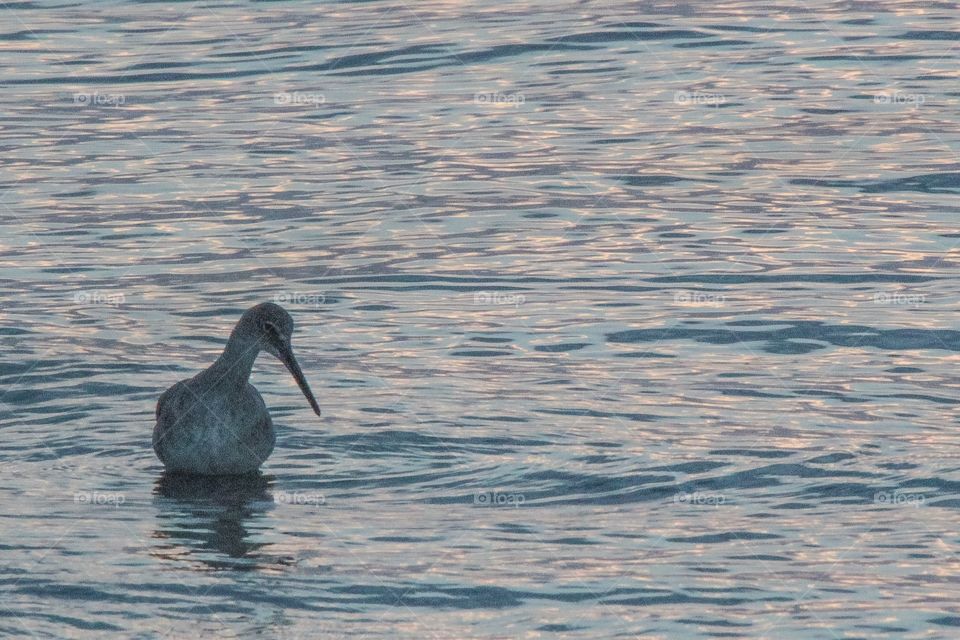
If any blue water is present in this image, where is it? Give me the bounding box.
[2,0,960,637]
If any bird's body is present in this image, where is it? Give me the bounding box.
[154,380,275,475]
[153,303,321,475]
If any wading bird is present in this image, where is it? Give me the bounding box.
[153,302,321,475]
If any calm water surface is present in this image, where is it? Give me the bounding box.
[2,0,960,638]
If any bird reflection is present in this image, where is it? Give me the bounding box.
[152,472,278,571]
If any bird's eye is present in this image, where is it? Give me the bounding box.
[263,321,283,339]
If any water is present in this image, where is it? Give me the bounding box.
[2,0,960,637]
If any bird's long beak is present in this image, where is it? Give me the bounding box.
[277,341,322,416]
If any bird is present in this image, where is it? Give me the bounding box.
[153,302,321,475]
